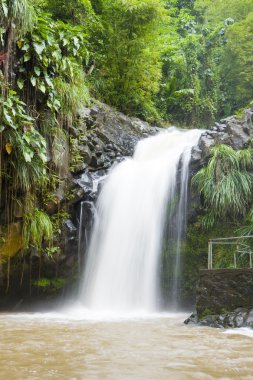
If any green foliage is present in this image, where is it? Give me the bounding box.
[0,90,47,191]
[45,0,94,26]
[2,0,253,125]
[50,211,70,241]
[220,12,253,113]
[54,69,90,121]
[195,0,253,117]
[23,209,53,251]
[0,0,90,288]
[157,0,253,125]
[238,208,253,237]
[193,145,253,228]
[44,246,60,258]
[158,1,225,126]
[33,277,66,292]
[195,0,253,23]
[17,15,89,114]
[92,0,166,120]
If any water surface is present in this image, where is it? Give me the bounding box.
[1,312,252,380]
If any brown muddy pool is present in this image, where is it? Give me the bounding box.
[0,311,253,380]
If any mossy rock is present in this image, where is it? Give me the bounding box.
[0,223,23,263]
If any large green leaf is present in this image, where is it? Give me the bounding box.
[23,53,31,62]
[34,67,41,76]
[38,83,46,93]
[33,41,46,55]
[17,79,24,90]
[3,109,15,128]
[30,76,36,87]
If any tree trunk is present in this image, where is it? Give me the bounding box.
[3,22,14,85]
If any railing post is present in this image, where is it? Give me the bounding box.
[250,252,252,268]
[208,241,213,269]
[234,244,238,269]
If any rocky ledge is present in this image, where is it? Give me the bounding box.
[185,307,253,329]
[191,107,253,167]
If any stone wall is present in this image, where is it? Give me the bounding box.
[185,269,253,328]
[197,269,253,316]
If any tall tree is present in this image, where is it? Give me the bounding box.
[93,0,166,120]
[195,0,253,115]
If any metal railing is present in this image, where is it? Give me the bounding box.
[208,236,253,269]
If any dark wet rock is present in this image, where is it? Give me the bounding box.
[63,219,77,238]
[78,145,92,164]
[245,309,253,327]
[184,312,198,325]
[195,107,253,164]
[185,308,253,329]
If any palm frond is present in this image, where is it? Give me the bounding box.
[193,144,253,228]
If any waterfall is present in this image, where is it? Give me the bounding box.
[169,140,196,308]
[79,128,202,313]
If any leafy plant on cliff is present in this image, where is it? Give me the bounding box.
[0,90,47,192]
[23,209,53,251]
[193,145,253,228]
[16,15,89,118]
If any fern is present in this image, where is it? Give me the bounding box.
[23,209,53,251]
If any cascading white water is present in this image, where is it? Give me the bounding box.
[79,128,202,313]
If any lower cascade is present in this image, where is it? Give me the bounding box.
[79,128,202,313]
